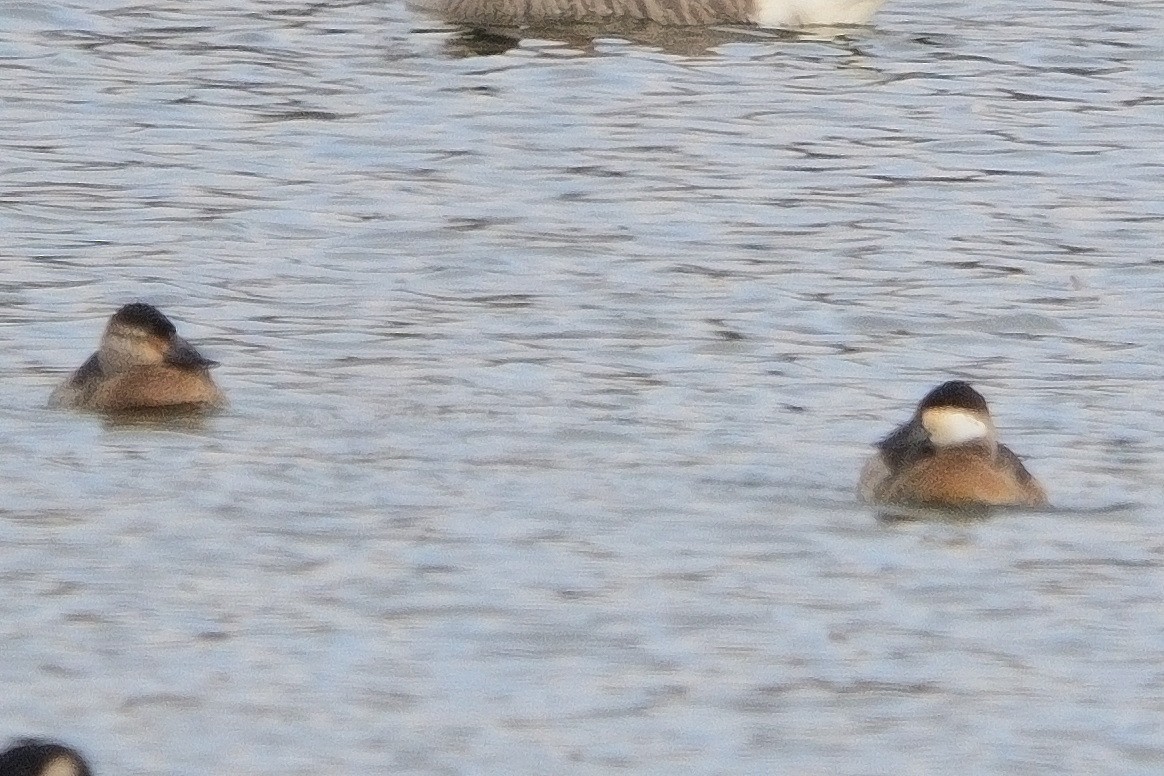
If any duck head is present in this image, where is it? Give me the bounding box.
[98,302,217,374]
[915,380,997,448]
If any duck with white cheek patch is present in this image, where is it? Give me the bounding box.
[859,381,1047,509]
[0,740,92,776]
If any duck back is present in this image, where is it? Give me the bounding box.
[86,366,225,412]
[410,0,882,27]
[874,447,1047,508]
[411,0,749,25]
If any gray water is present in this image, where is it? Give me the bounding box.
[2,0,1163,773]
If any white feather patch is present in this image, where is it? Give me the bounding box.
[750,0,884,27]
[922,408,990,447]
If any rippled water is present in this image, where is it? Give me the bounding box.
[1,0,1163,773]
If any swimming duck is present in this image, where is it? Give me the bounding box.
[410,0,884,29]
[49,303,225,412]
[0,740,92,776]
[859,380,1047,508]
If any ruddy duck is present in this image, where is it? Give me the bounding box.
[859,381,1047,508]
[49,303,225,412]
[0,740,92,776]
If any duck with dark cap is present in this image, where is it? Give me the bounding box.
[859,381,1047,508]
[0,740,92,776]
[49,303,225,412]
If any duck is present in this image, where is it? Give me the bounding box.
[49,303,225,412]
[859,380,1047,508]
[0,740,92,776]
[409,0,885,29]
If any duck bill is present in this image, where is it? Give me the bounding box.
[165,336,218,369]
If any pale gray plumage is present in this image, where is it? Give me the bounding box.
[411,0,884,28]
[415,0,749,25]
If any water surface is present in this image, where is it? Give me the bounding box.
[1,0,1162,773]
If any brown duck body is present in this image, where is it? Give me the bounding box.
[50,303,225,413]
[859,381,1047,509]
[860,443,1047,508]
[52,361,225,412]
